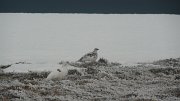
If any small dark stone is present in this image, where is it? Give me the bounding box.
[0,65,12,69]
[57,69,61,72]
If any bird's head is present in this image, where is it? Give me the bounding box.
[93,48,99,52]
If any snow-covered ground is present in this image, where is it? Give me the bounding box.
[0,14,180,66]
[0,14,180,100]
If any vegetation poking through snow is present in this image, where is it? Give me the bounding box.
[153,57,180,67]
[67,69,82,76]
[14,61,31,64]
[149,67,180,75]
[98,58,108,65]
[59,58,121,68]
[0,61,32,73]
[0,58,180,101]
[0,71,50,81]
[0,64,12,69]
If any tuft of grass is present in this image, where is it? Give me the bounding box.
[67,69,82,76]
[86,67,99,75]
[149,67,180,75]
[175,75,180,80]
[59,57,122,68]
[165,88,180,98]
[153,58,180,67]
[98,58,108,65]
[109,62,121,67]
[134,99,157,101]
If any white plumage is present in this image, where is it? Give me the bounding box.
[78,48,99,62]
[46,64,86,80]
[46,66,68,80]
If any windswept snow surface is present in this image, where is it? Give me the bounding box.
[0,14,180,67]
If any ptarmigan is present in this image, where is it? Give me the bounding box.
[78,48,99,63]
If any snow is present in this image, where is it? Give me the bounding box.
[46,64,84,80]
[0,13,180,101]
[0,14,180,66]
[4,63,60,73]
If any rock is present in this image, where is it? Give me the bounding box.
[0,64,12,69]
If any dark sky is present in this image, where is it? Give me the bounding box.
[0,0,180,14]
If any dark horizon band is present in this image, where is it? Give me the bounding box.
[0,0,180,14]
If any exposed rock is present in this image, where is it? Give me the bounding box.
[0,64,12,69]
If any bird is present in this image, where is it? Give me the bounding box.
[78,48,99,63]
